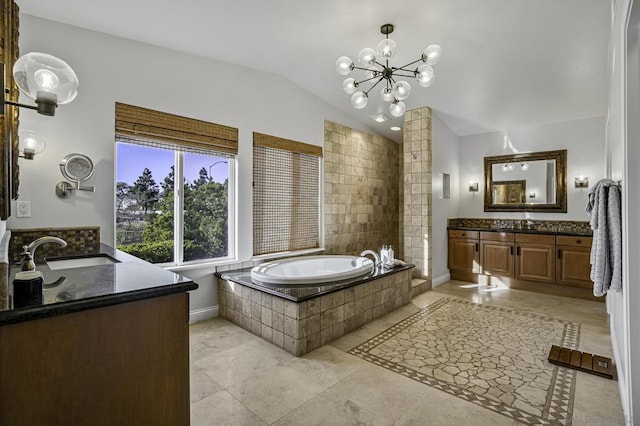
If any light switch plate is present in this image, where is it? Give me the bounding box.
[16,201,31,218]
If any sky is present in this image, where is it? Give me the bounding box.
[116,143,229,186]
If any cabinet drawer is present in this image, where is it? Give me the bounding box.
[516,233,555,244]
[556,236,592,247]
[480,231,515,242]
[449,230,479,239]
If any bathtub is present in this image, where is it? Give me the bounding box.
[250,255,374,285]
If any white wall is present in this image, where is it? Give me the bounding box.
[431,113,460,285]
[8,15,376,317]
[610,0,638,422]
[457,117,606,220]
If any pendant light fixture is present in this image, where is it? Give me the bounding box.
[336,23,442,117]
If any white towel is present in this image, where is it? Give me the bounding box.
[585,179,622,297]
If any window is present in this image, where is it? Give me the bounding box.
[115,103,237,265]
[253,132,322,255]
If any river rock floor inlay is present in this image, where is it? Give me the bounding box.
[348,298,580,425]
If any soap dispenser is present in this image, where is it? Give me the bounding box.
[20,246,36,272]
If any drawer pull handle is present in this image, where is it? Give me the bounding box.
[510,246,513,255]
[517,246,521,256]
[576,239,581,244]
[462,233,466,237]
[558,249,562,259]
[475,243,479,252]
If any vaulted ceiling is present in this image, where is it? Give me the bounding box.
[20,0,610,142]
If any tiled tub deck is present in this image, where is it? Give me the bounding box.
[216,267,413,356]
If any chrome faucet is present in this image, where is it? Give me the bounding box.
[20,236,67,271]
[360,250,381,267]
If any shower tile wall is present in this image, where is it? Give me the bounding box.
[323,120,399,255]
[401,107,432,281]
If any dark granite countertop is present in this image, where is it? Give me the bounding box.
[447,226,593,237]
[216,264,414,302]
[1,244,197,326]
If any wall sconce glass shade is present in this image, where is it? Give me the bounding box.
[574,176,589,188]
[18,130,47,160]
[13,52,79,116]
[520,163,529,171]
[469,181,479,192]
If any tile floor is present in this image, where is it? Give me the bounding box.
[190,281,625,425]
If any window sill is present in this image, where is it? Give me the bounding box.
[164,258,238,273]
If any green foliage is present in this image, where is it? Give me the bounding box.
[116,161,228,263]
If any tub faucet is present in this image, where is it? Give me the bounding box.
[20,236,67,271]
[360,250,381,267]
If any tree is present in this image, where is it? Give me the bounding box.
[130,168,160,214]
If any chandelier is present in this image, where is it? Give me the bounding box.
[335,23,442,117]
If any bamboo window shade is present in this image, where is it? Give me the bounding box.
[115,102,238,155]
[253,132,322,255]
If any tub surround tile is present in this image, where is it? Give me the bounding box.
[218,268,413,356]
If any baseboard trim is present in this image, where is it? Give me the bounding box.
[609,318,631,423]
[189,305,219,324]
[432,273,451,288]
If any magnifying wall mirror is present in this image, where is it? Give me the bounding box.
[484,149,567,213]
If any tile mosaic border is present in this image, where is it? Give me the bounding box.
[349,298,580,426]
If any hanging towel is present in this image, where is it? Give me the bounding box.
[585,179,622,297]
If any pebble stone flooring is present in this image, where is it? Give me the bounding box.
[189,281,626,425]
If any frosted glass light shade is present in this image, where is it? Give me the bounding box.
[416,64,434,84]
[13,52,79,108]
[365,67,380,79]
[351,91,368,109]
[381,87,394,102]
[19,130,47,160]
[335,56,354,75]
[422,44,442,65]
[358,48,376,66]
[376,38,397,59]
[393,81,411,100]
[343,78,357,94]
[390,100,406,117]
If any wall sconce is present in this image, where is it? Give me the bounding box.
[574,176,589,188]
[1,52,79,116]
[520,163,529,171]
[528,192,536,198]
[469,181,479,192]
[18,130,46,160]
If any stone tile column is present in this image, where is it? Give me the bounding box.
[401,107,432,282]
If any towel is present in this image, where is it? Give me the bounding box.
[585,179,622,296]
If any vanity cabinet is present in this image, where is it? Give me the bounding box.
[479,232,514,277]
[447,230,479,273]
[515,234,555,283]
[556,236,593,288]
[448,230,596,301]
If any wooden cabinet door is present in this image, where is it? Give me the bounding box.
[556,245,593,288]
[480,241,514,277]
[448,239,480,273]
[515,243,555,283]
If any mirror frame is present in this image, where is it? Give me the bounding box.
[0,0,20,220]
[484,149,567,213]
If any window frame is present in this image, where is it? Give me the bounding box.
[114,142,237,268]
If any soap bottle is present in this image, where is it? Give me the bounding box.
[387,245,395,266]
[380,245,389,265]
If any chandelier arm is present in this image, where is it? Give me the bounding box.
[352,65,379,72]
[392,71,419,78]
[393,57,425,72]
[363,77,385,95]
[354,75,383,86]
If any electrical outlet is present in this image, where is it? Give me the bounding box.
[16,201,31,218]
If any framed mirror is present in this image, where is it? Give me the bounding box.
[484,149,567,212]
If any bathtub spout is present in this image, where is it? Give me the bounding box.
[360,250,381,267]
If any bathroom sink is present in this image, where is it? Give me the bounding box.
[46,254,120,270]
